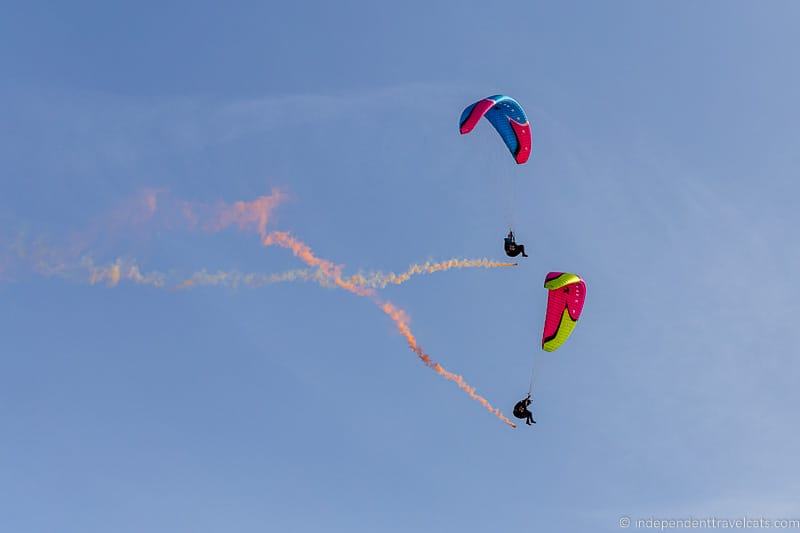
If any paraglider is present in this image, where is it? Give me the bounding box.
[513,393,535,425]
[516,273,587,427]
[503,229,528,258]
[459,95,533,258]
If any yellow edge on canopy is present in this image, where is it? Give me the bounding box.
[543,308,577,352]
[544,272,582,291]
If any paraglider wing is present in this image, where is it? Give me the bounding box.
[459,95,532,164]
[541,272,586,352]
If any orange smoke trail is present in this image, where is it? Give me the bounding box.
[379,301,517,428]
[84,258,166,288]
[261,230,515,428]
[177,257,516,291]
[175,268,334,290]
[100,188,287,235]
[206,188,287,237]
[262,231,373,297]
[2,189,288,284]
[348,258,517,289]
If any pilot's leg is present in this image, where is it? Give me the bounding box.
[519,245,528,258]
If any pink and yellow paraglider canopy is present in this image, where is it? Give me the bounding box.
[541,272,586,352]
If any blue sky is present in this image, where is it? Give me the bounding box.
[2,2,800,531]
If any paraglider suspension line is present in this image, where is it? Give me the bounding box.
[527,362,535,395]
